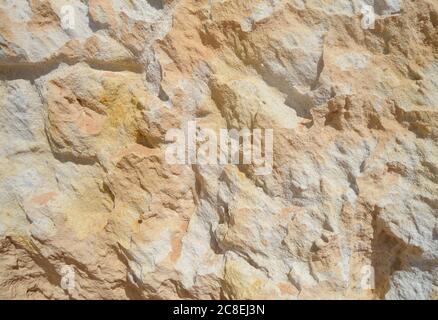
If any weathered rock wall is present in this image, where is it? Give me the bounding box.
[0,0,437,299]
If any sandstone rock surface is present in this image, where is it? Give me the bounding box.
[0,0,437,299]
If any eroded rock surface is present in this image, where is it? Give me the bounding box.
[0,0,437,299]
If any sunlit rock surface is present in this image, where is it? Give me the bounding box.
[0,0,437,299]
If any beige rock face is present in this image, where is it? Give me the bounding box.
[0,0,437,300]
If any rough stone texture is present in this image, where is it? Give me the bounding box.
[0,0,437,300]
